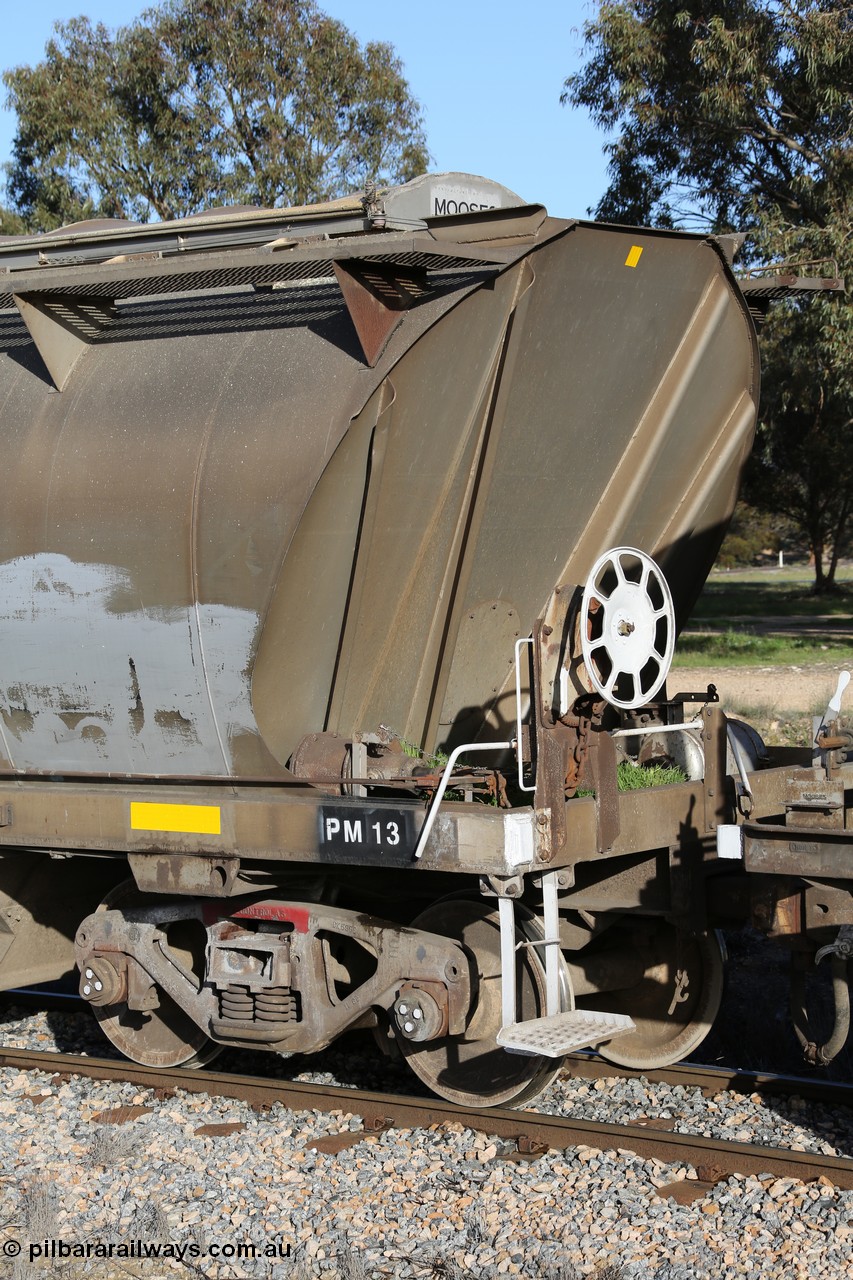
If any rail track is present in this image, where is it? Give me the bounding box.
[1,1039,851,1193]
[566,1051,853,1107]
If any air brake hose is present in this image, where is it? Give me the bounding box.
[790,953,851,1067]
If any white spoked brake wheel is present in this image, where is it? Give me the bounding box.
[580,547,675,710]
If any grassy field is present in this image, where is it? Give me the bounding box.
[671,630,851,667]
[677,562,852,665]
[687,562,853,622]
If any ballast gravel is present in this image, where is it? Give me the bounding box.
[1,1004,852,1280]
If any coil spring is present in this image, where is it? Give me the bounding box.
[219,986,254,1020]
[255,988,299,1023]
[219,984,299,1024]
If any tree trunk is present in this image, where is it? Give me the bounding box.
[811,531,826,592]
[825,495,851,590]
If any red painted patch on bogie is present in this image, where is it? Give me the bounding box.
[201,900,310,932]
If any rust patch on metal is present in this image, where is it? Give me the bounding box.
[364,1114,394,1131]
[517,1134,549,1154]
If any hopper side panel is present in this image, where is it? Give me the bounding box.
[435,227,758,744]
[251,382,393,763]
[322,265,531,750]
[0,285,380,775]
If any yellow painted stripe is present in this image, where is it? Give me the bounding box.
[625,245,644,268]
[130,802,221,835]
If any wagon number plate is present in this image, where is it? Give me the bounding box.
[318,806,417,860]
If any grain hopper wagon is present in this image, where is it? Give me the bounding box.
[0,173,849,1103]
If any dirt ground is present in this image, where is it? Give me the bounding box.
[673,661,848,715]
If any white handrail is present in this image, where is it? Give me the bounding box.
[611,719,702,739]
[412,740,512,860]
[514,637,537,794]
[499,896,516,1029]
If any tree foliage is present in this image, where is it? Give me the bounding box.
[563,0,851,236]
[744,301,853,588]
[564,1,852,589]
[0,206,24,236]
[716,502,797,569]
[3,0,430,228]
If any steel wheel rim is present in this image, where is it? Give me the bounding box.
[399,897,568,1108]
[91,880,220,1069]
[583,922,725,1069]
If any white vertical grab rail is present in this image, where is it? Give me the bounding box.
[498,896,517,1029]
[413,636,536,860]
[499,873,565,1031]
[541,869,563,1016]
[514,637,537,794]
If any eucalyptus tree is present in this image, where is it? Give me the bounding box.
[3,0,429,228]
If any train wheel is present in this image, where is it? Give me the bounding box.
[582,921,725,1069]
[399,897,569,1108]
[88,881,220,1069]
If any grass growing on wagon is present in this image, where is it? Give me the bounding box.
[577,759,687,798]
[615,759,687,789]
[400,737,449,771]
[403,741,687,796]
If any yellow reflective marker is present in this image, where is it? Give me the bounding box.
[130,802,221,835]
[625,245,644,268]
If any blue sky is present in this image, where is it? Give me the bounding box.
[0,0,612,220]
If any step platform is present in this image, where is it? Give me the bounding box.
[496,1009,635,1058]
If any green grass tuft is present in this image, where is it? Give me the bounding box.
[615,759,687,789]
[578,759,687,797]
[400,737,449,770]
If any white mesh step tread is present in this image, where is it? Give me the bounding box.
[496,1010,635,1057]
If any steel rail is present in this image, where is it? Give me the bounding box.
[565,1052,853,1108]
[0,1045,851,1189]
[4,992,852,1106]
[6,991,851,1107]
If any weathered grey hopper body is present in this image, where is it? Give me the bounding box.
[0,174,758,778]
